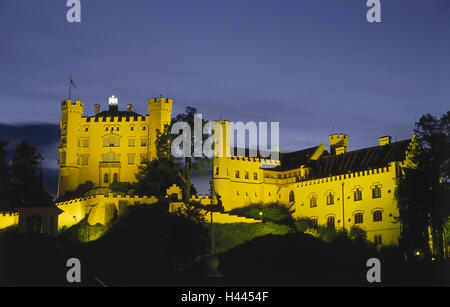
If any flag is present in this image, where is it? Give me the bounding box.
[70,76,77,89]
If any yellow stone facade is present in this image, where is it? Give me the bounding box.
[57,97,172,198]
[212,120,418,246]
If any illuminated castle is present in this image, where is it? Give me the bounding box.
[57,96,172,198]
[54,96,418,247]
[212,120,418,246]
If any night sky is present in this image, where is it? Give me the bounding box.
[0,0,449,195]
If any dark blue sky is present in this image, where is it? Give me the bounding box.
[0,0,449,194]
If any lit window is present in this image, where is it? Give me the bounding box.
[83,139,89,148]
[129,138,135,147]
[355,212,363,224]
[141,139,147,146]
[140,154,146,164]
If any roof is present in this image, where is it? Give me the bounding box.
[307,139,412,178]
[85,109,145,122]
[271,146,323,171]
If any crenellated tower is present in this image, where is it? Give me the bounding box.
[147,97,173,160]
[58,99,84,198]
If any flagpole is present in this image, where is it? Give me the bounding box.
[69,75,72,101]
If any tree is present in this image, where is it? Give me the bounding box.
[134,157,181,200]
[397,111,450,260]
[413,112,450,259]
[155,106,212,202]
[8,141,44,207]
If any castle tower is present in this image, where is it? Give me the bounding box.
[147,97,173,160]
[58,99,84,198]
[328,133,349,155]
[212,120,232,208]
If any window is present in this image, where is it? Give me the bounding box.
[26,214,42,234]
[327,216,335,229]
[113,173,118,183]
[374,234,382,245]
[245,172,249,179]
[235,170,240,178]
[82,139,89,148]
[60,152,66,164]
[104,173,109,184]
[354,188,362,201]
[373,210,382,222]
[130,126,134,131]
[140,154,146,164]
[289,191,295,203]
[81,155,88,165]
[102,152,120,162]
[103,136,120,147]
[128,154,135,165]
[326,192,334,205]
[141,139,147,146]
[372,185,381,199]
[129,138,135,147]
[142,125,147,131]
[310,218,318,229]
[84,126,89,132]
[310,195,318,208]
[215,167,219,175]
[355,212,363,224]
[253,172,258,180]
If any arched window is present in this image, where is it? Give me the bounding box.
[104,173,109,184]
[373,210,382,222]
[26,214,42,234]
[326,192,334,205]
[327,216,335,229]
[355,212,364,224]
[289,191,295,203]
[113,173,118,183]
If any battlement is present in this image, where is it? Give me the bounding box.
[83,115,146,123]
[61,100,84,113]
[148,97,173,107]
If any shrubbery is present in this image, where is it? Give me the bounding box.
[213,222,291,254]
[229,202,295,226]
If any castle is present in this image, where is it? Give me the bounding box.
[212,120,418,246]
[0,96,417,245]
[57,95,172,197]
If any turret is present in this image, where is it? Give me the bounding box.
[147,97,173,159]
[328,133,348,155]
[58,99,84,198]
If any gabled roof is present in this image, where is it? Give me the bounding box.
[271,145,325,171]
[308,139,411,178]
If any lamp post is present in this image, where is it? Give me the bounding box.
[203,184,223,278]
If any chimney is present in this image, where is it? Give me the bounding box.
[127,104,133,112]
[328,133,349,155]
[379,136,391,146]
[95,104,100,115]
